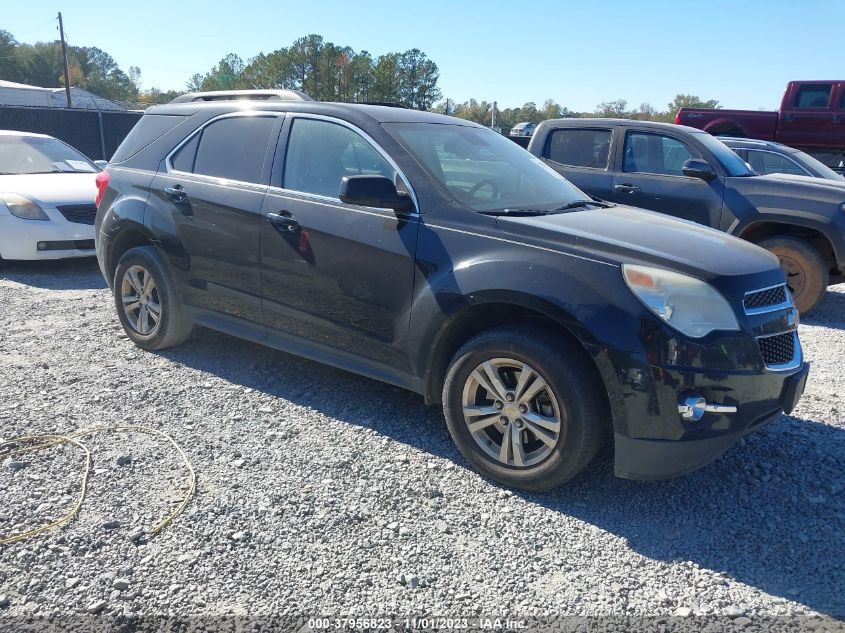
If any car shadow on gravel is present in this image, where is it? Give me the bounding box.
[801,286,845,330]
[522,416,845,617]
[0,257,106,290]
[157,326,845,617]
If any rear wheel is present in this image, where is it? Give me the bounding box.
[757,236,828,314]
[442,326,607,491]
[113,246,192,350]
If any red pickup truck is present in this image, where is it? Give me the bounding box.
[676,81,845,172]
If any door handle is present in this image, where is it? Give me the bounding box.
[267,211,299,232]
[164,185,188,203]
[614,184,640,193]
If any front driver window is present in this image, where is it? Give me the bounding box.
[623,132,696,177]
[283,118,398,199]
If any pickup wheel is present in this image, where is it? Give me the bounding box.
[757,236,828,314]
[442,326,606,491]
[113,246,193,350]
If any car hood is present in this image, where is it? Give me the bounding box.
[497,205,780,281]
[0,173,98,207]
[759,173,845,188]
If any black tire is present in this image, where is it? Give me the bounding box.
[442,325,607,491]
[112,245,192,350]
[757,236,828,315]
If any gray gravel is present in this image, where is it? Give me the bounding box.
[0,258,843,628]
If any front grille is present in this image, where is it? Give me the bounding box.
[57,204,97,225]
[744,284,788,313]
[758,332,795,366]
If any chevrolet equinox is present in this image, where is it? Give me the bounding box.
[95,92,809,490]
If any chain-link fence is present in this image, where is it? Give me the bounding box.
[0,105,143,161]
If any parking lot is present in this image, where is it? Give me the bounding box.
[0,258,843,623]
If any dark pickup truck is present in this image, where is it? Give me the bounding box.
[526,118,845,313]
[676,80,845,172]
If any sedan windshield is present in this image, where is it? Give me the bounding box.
[384,122,588,212]
[792,149,845,181]
[0,136,98,175]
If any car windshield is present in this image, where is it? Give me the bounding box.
[694,133,756,177]
[0,136,98,175]
[385,122,587,212]
[791,149,845,180]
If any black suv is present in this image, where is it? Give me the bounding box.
[95,92,809,490]
[527,119,845,314]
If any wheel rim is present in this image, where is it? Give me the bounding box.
[120,265,161,337]
[461,358,563,468]
[778,255,806,299]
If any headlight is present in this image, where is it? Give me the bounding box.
[622,264,740,338]
[0,193,49,221]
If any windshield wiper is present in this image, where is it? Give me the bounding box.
[555,199,614,210]
[477,208,553,217]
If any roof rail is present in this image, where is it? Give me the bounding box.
[357,101,409,109]
[170,89,313,103]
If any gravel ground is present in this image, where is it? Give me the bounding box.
[0,258,843,630]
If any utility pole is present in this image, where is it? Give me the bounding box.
[491,101,497,131]
[58,12,72,108]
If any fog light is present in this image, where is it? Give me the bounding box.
[37,241,46,251]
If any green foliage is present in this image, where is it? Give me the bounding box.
[0,29,442,111]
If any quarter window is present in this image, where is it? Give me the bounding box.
[623,132,696,176]
[794,84,831,109]
[746,150,808,177]
[171,116,275,184]
[283,118,399,199]
[545,128,612,169]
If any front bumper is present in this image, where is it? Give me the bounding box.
[0,212,94,260]
[614,361,809,480]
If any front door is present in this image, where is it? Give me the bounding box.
[260,116,420,373]
[148,113,282,323]
[607,129,724,228]
[539,126,616,200]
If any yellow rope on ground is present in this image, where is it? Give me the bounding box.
[0,425,196,546]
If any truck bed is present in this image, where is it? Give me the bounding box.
[676,108,779,141]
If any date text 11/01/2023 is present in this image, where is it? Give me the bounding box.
[306,617,528,630]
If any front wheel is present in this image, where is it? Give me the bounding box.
[757,236,828,315]
[442,326,607,491]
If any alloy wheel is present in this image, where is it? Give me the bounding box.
[120,265,161,337]
[461,358,563,468]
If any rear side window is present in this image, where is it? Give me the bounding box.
[794,84,832,109]
[172,116,275,184]
[110,114,185,163]
[283,118,398,199]
[623,132,696,176]
[545,128,612,168]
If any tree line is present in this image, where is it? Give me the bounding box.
[0,29,441,110]
[0,27,721,127]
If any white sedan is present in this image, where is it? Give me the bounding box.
[0,130,100,260]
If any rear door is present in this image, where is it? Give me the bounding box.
[606,128,724,227]
[149,112,283,323]
[539,126,615,199]
[777,83,837,149]
[259,115,420,374]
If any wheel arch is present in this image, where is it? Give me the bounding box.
[704,119,748,138]
[736,219,838,273]
[104,221,158,287]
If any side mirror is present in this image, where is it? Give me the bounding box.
[682,158,716,181]
[339,175,413,212]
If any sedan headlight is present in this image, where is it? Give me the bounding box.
[0,193,49,221]
[622,264,739,338]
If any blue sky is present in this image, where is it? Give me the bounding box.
[4,0,843,111]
